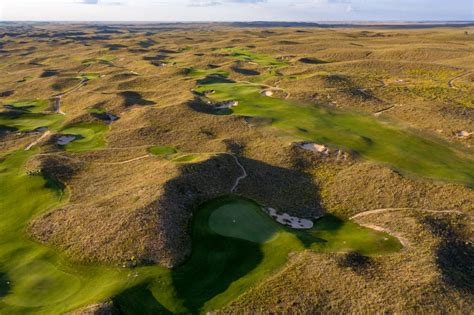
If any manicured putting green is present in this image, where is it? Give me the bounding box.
[59,122,108,152]
[0,153,401,314]
[147,145,177,156]
[195,82,474,185]
[208,199,278,243]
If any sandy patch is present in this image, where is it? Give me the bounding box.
[57,135,78,145]
[263,207,314,229]
[106,113,119,123]
[216,100,239,110]
[454,130,472,138]
[300,142,330,155]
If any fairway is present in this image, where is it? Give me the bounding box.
[0,100,64,132]
[195,81,474,185]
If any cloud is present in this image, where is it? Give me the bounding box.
[77,0,98,4]
[75,0,126,5]
[188,0,266,7]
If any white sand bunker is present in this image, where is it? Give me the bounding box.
[215,100,239,110]
[300,142,330,155]
[263,207,314,229]
[261,90,273,97]
[106,113,119,123]
[455,130,473,138]
[57,135,78,145]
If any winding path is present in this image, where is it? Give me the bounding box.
[350,207,468,220]
[350,207,471,249]
[448,71,471,89]
[95,155,150,165]
[230,155,247,193]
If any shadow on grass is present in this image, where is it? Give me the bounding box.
[120,91,156,107]
[231,66,260,76]
[299,57,327,65]
[0,272,11,298]
[113,284,172,315]
[420,215,474,294]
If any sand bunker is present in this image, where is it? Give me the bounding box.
[106,113,119,123]
[455,130,472,138]
[263,207,314,229]
[215,100,239,110]
[57,135,78,146]
[300,142,330,155]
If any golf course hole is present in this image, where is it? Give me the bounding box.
[208,198,278,243]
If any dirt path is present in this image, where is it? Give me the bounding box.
[350,207,468,220]
[448,71,471,89]
[373,104,396,116]
[25,131,51,150]
[230,155,247,193]
[357,222,410,248]
[96,155,151,165]
[350,208,470,249]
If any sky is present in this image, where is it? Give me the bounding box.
[0,0,473,22]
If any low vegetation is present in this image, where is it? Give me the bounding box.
[0,22,472,313]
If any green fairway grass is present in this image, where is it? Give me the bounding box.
[2,100,50,113]
[219,48,287,67]
[184,67,229,78]
[147,145,177,156]
[59,122,108,152]
[194,82,474,185]
[0,155,400,315]
[73,73,101,81]
[171,154,203,163]
[0,151,139,314]
[0,100,64,132]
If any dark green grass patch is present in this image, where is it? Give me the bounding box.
[59,122,108,152]
[147,146,177,156]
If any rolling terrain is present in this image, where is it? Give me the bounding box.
[0,22,473,314]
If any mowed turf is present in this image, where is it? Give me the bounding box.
[0,100,64,132]
[0,151,138,314]
[0,155,401,315]
[147,145,177,156]
[59,122,108,152]
[195,82,474,185]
